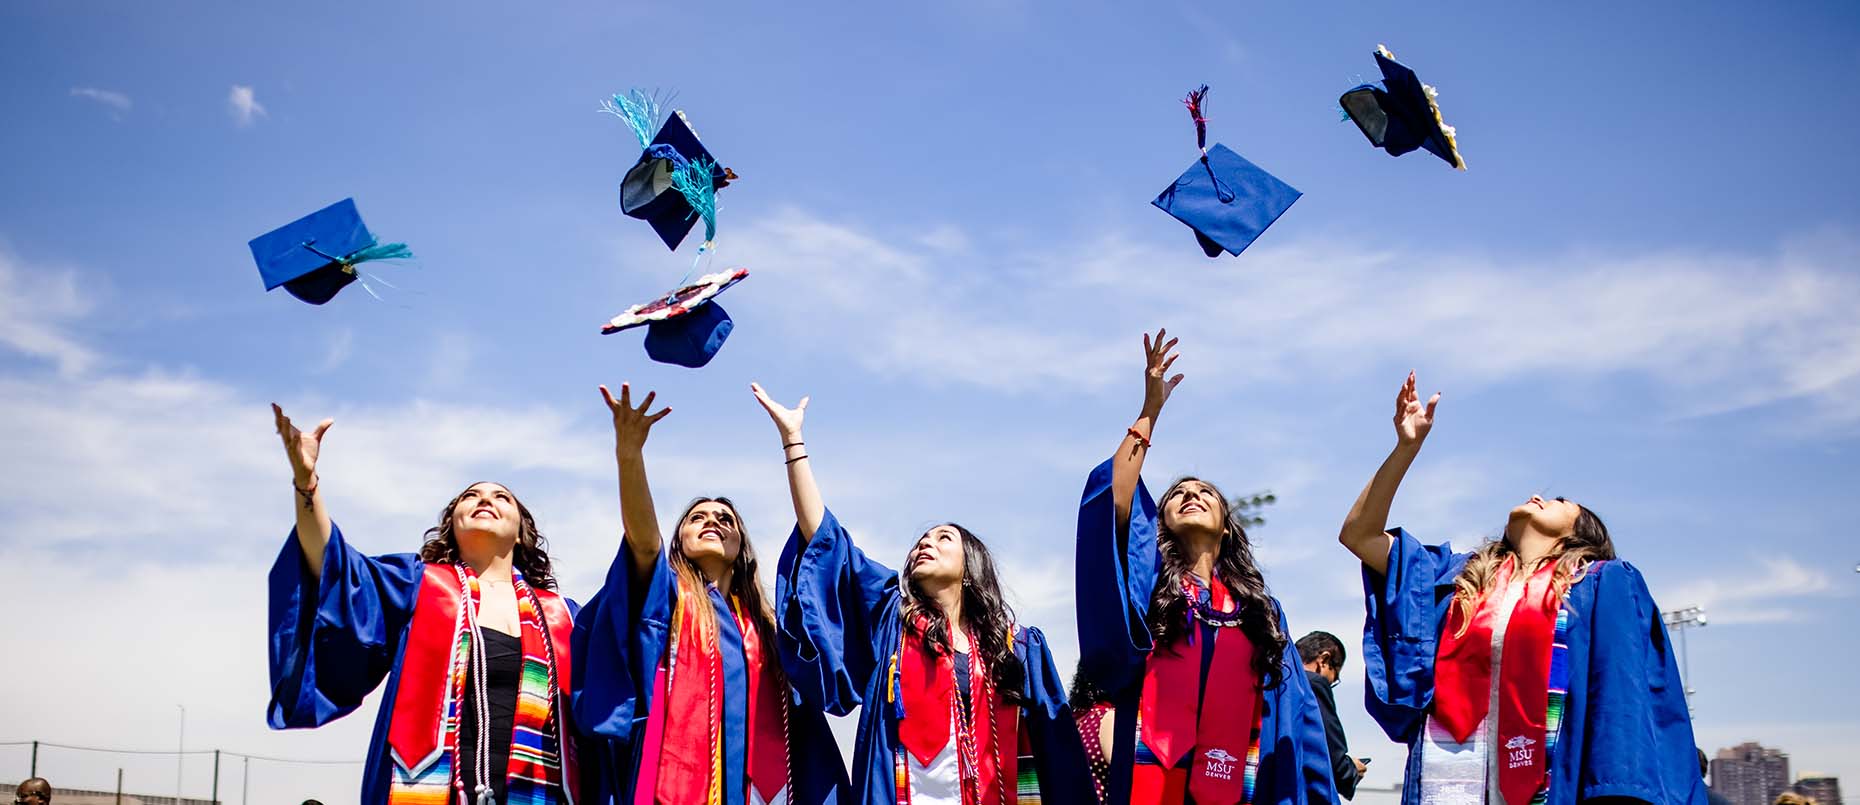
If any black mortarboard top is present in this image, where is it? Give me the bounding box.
[601,268,748,368]
[1152,85,1302,258]
[606,91,737,251]
[1340,45,1466,170]
[248,198,411,305]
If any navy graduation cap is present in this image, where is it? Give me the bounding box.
[605,91,737,251]
[601,268,748,368]
[1153,85,1302,258]
[1340,45,1466,170]
[248,198,411,305]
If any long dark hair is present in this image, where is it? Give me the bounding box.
[1451,500,1614,636]
[666,496,780,664]
[899,524,1026,703]
[1150,477,1287,687]
[419,482,556,589]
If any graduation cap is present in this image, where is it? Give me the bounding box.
[604,90,737,251]
[1152,85,1302,258]
[248,198,412,305]
[601,268,748,367]
[1340,45,1465,170]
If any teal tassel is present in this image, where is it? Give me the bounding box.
[601,89,662,150]
[344,240,413,265]
[670,157,718,243]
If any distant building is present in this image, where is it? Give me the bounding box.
[1713,742,1791,805]
[1793,774,1843,805]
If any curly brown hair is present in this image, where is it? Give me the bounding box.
[899,523,1026,704]
[418,482,556,589]
[1448,499,1613,637]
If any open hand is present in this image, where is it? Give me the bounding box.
[750,382,808,442]
[602,383,671,454]
[1395,372,1440,447]
[1142,328,1185,416]
[272,404,331,484]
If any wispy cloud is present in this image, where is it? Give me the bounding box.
[1665,555,1845,625]
[69,87,131,117]
[228,84,267,126]
[0,248,99,377]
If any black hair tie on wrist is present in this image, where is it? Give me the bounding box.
[785,454,809,465]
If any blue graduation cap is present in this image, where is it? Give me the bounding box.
[605,91,736,251]
[248,198,411,305]
[601,268,748,368]
[1340,45,1465,170]
[1153,86,1302,258]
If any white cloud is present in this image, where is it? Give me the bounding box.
[732,210,1860,430]
[228,84,267,127]
[1665,555,1846,625]
[0,248,99,376]
[69,86,132,116]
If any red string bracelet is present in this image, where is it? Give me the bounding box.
[1127,427,1152,448]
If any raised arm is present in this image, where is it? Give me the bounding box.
[1113,329,1183,539]
[273,404,333,578]
[751,382,822,541]
[602,383,673,584]
[1339,372,1439,575]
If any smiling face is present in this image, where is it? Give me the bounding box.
[1159,478,1225,538]
[906,524,967,586]
[449,482,522,543]
[1507,495,1583,540]
[676,499,744,569]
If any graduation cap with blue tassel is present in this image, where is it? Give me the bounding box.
[600,90,748,368]
[248,198,413,305]
[1339,45,1466,170]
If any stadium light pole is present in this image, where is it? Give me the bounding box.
[176,703,186,805]
[1661,606,1707,713]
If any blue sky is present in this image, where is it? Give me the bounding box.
[3,1,1858,801]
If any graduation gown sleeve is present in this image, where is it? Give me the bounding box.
[1074,457,1160,694]
[571,537,678,742]
[775,507,900,716]
[1306,670,1360,800]
[1360,527,1465,743]
[1262,603,1342,805]
[1015,626,1097,803]
[266,523,424,730]
[1560,561,1706,804]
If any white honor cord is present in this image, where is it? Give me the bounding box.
[457,567,496,805]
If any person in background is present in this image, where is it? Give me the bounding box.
[1699,749,1733,805]
[1298,631,1367,800]
[12,778,50,805]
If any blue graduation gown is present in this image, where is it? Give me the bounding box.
[775,509,1095,805]
[266,524,606,805]
[1074,458,1338,805]
[570,538,850,805]
[1363,528,1706,805]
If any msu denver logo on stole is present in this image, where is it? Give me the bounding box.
[1505,735,1537,769]
[1203,748,1240,780]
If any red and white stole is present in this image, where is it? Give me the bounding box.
[895,618,1019,805]
[1134,576,1260,805]
[1432,557,1558,805]
[385,564,578,805]
[638,582,790,805]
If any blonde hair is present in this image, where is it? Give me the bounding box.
[1449,502,1614,637]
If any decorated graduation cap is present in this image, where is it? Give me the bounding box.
[599,100,748,368]
[248,198,412,305]
[604,90,738,251]
[1153,86,1302,259]
[1340,45,1465,170]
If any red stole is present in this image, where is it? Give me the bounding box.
[1136,576,1259,805]
[1433,557,1558,805]
[385,564,578,798]
[897,619,1019,805]
[652,584,790,804]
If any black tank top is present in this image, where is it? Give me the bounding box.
[456,628,523,803]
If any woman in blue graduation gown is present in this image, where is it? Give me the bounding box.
[571,385,849,805]
[751,383,1093,805]
[1337,372,1703,805]
[1074,331,1336,805]
[265,405,594,805]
